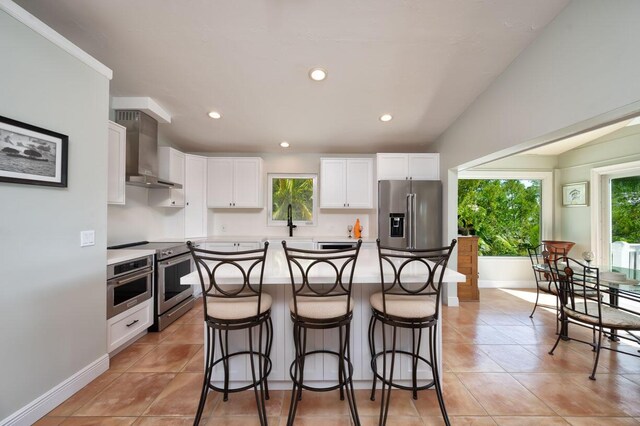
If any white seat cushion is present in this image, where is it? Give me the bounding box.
[370,292,436,319]
[206,293,272,320]
[565,302,640,330]
[289,295,354,320]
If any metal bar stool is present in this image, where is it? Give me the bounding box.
[188,241,273,426]
[282,240,362,426]
[368,239,456,426]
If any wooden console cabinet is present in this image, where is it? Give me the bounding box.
[457,236,479,301]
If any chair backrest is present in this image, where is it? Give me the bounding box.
[376,239,457,319]
[549,256,602,323]
[527,244,553,282]
[282,240,362,319]
[188,241,269,319]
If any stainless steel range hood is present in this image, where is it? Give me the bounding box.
[115,110,182,189]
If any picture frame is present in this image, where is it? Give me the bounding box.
[0,115,68,187]
[562,181,588,206]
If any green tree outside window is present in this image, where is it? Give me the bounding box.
[611,175,640,243]
[458,179,541,256]
[271,176,315,222]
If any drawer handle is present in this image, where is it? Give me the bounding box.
[126,319,139,327]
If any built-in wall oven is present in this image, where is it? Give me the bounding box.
[107,254,153,319]
[107,241,196,331]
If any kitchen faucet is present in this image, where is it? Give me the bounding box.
[287,203,297,237]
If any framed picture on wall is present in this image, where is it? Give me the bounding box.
[0,115,68,187]
[562,181,588,206]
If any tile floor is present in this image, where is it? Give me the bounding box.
[35,289,640,425]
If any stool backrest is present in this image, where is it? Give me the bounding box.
[282,240,362,319]
[376,239,457,319]
[549,256,602,322]
[188,241,269,319]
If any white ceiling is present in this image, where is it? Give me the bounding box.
[15,0,569,153]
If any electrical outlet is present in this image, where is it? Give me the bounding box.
[220,224,227,233]
[80,230,95,247]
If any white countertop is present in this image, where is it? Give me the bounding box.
[107,249,156,265]
[198,235,377,244]
[182,245,466,286]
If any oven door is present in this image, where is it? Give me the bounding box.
[107,267,153,319]
[157,253,194,315]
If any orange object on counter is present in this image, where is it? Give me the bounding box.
[354,218,361,238]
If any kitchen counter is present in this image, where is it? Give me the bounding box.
[198,235,377,244]
[107,249,156,265]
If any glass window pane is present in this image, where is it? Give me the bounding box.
[271,177,315,222]
[458,179,541,256]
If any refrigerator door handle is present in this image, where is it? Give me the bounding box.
[411,193,417,249]
[406,193,412,249]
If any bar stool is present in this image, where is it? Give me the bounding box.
[188,241,273,426]
[282,240,362,426]
[368,239,457,426]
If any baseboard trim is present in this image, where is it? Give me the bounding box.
[1,354,110,426]
[479,280,535,289]
[446,296,459,307]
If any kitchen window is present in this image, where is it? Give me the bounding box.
[268,174,317,226]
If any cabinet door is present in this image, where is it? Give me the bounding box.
[408,153,439,180]
[233,158,263,208]
[320,159,347,208]
[168,149,185,206]
[207,158,234,207]
[204,242,237,252]
[107,121,126,205]
[237,242,261,251]
[376,154,408,180]
[345,159,373,208]
[185,155,207,238]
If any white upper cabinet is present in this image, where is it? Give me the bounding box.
[107,121,126,205]
[184,154,208,238]
[320,158,373,208]
[376,153,439,181]
[149,147,185,207]
[207,157,263,208]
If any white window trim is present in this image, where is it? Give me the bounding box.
[590,160,640,265]
[267,173,318,227]
[458,170,554,255]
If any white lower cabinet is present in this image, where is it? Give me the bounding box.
[107,299,152,354]
[204,241,261,252]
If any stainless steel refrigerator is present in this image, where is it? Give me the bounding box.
[378,180,442,249]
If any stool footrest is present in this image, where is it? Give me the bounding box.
[289,349,354,392]
[206,350,272,394]
[370,349,436,392]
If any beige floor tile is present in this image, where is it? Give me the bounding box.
[183,345,204,372]
[563,417,640,426]
[575,373,640,417]
[492,416,569,425]
[109,344,156,372]
[442,323,467,344]
[490,325,556,345]
[511,372,622,417]
[361,415,425,426]
[281,389,350,417]
[135,322,181,345]
[622,374,640,386]
[133,417,194,425]
[160,323,205,345]
[520,342,612,374]
[452,326,516,345]
[59,417,137,425]
[128,344,201,372]
[143,372,218,417]
[278,416,352,426]
[476,344,559,373]
[211,389,284,418]
[412,373,486,417]
[476,313,528,326]
[33,417,66,426]
[354,389,419,417]
[456,373,554,416]
[442,344,505,373]
[74,373,175,417]
[47,371,122,416]
[205,417,279,426]
[449,417,497,425]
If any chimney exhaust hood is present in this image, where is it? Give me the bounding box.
[115,110,182,189]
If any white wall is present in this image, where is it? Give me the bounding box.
[0,8,110,421]
[430,1,640,295]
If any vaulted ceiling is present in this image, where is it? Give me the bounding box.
[16,0,569,153]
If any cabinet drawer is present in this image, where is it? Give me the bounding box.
[107,299,152,353]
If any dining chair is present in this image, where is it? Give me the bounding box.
[368,239,457,426]
[548,256,640,379]
[527,244,563,331]
[188,241,273,426]
[282,240,362,426]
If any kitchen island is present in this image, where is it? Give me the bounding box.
[181,243,465,390]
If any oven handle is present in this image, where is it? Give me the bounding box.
[158,254,192,268]
[108,268,152,288]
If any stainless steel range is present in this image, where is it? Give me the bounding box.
[108,241,196,331]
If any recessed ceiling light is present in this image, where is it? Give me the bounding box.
[280,141,290,148]
[208,111,221,119]
[379,114,393,122]
[309,68,327,81]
